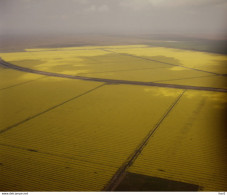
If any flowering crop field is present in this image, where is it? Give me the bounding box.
[128,90,227,191]
[0,45,226,191]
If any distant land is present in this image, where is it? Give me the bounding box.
[0,33,227,54]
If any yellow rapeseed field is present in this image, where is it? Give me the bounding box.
[0,69,43,90]
[0,45,226,191]
[110,47,227,74]
[0,84,183,190]
[0,76,101,131]
[128,90,227,191]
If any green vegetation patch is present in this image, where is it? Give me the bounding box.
[115,172,201,191]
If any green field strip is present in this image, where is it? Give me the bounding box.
[103,49,227,77]
[0,85,182,168]
[158,75,227,89]
[84,67,212,83]
[0,77,101,131]
[110,47,227,74]
[104,90,186,191]
[0,145,117,191]
[128,90,227,191]
[194,63,227,75]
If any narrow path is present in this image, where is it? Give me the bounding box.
[102,49,227,77]
[0,142,117,168]
[0,83,105,134]
[0,58,226,92]
[0,76,47,91]
[103,90,186,191]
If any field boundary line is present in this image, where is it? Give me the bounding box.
[0,76,47,91]
[0,83,105,134]
[0,142,118,169]
[102,49,227,77]
[103,90,186,191]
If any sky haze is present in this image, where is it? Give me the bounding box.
[1,0,227,36]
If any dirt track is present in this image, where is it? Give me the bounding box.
[0,58,226,93]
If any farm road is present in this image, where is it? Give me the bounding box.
[0,58,226,93]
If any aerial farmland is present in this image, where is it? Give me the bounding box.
[0,41,227,191]
[1,0,227,192]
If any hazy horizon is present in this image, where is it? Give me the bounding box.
[1,0,227,37]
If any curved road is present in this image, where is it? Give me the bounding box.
[0,58,226,93]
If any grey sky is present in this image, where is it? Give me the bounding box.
[1,0,227,35]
